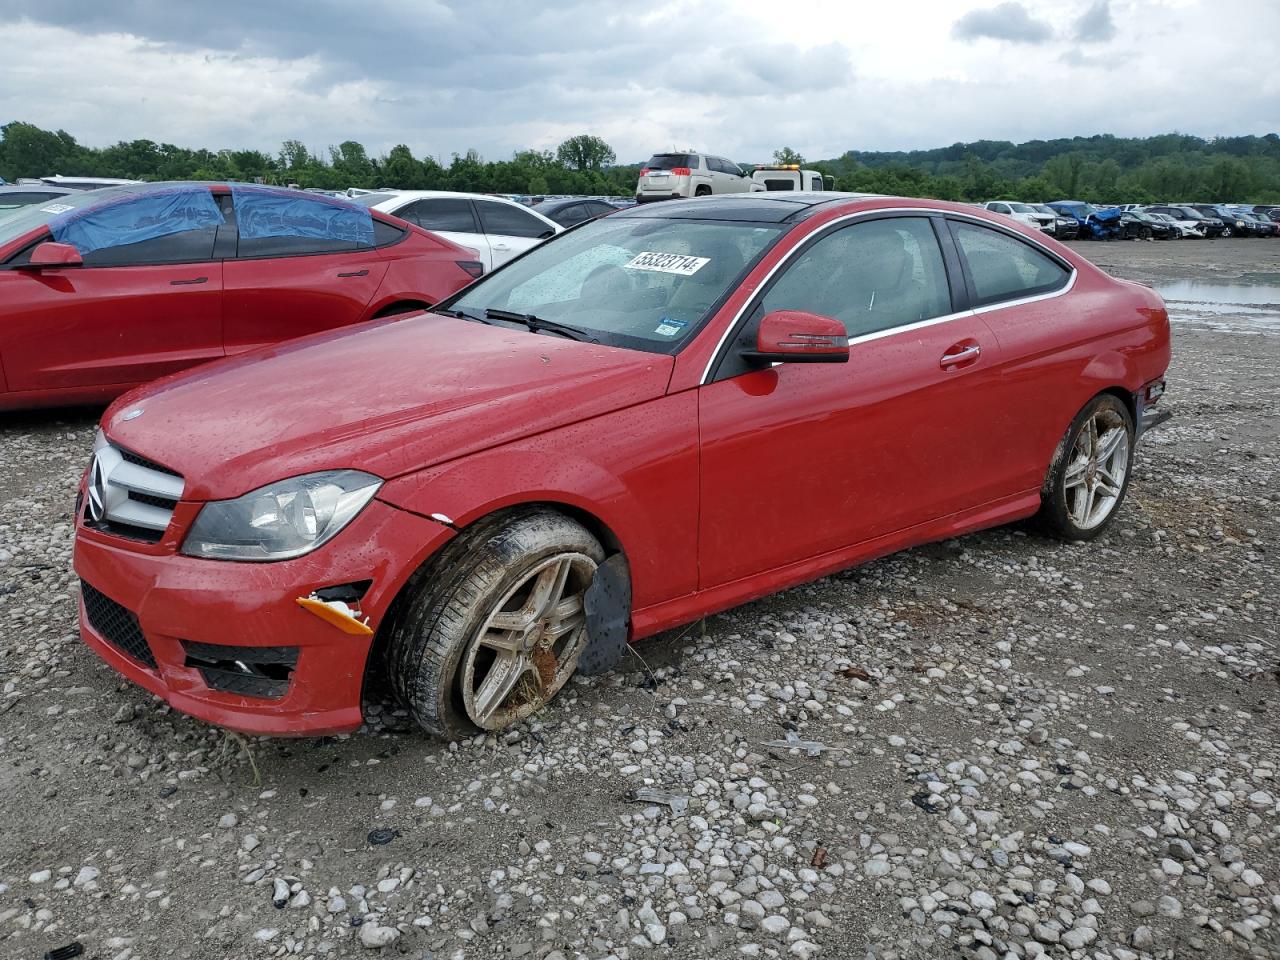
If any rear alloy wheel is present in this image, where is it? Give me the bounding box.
[385,509,604,738]
[1221,226,1233,238]
[1039,394,1134,541]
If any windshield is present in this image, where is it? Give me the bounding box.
[449,216,782,354]
[1008,203,1037,213]
[0,187,114,247]
[1176,207,1206,220]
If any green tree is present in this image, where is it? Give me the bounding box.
[382,144,424,189]
[0,121,84,181]
[556,135,615,172]
[772,146,805,166]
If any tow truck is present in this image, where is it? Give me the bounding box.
[751,164,835,192]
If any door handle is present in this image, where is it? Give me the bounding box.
[169,276,208,286]
[337,269,369,278]
[939,343,981,368]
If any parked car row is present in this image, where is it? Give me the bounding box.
[984,198,1280,240]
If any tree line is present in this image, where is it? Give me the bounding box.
[2,121,1278,203]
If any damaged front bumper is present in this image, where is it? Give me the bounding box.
[72,498,453,736]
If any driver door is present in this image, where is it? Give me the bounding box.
[696,215,1007,589]
[1,192,225,393]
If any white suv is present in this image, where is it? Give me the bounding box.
[635,152,764,204]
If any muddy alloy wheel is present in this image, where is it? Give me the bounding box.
[384,509,605,739]
[1062,409,1130,531]
[459,552,596,731]
[1221,226,1233,238]
[1039,393,1135,541]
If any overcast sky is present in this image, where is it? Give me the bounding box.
[0,0,1275,164]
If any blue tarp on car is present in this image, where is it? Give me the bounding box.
[229,184,374,246]
[50,186,224,256]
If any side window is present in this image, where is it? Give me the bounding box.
[949,220,1070,306]
[475,200,554,239]
[373,219,406,246]
[57,190,225,267]
[233,191,374,258]
[402,198,477,234]
[809,177,823,191]
[758,217,952,339]
[557,203,591,226]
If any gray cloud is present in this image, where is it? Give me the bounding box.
[1,0,1277,165]
[952,2,1055,44]
[1074,0,1116,42]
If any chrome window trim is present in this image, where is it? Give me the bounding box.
[698,206,1077,384]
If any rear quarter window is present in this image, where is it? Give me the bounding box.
[950,220,1070,306]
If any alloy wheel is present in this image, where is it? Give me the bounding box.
[460,552,596,730]
[1063,410,1130,530]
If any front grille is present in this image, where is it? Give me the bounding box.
[182,641,299,699]
[84,442,184,543]
[120,447,182,478]
[81,581,156,668]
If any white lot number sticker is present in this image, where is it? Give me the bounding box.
[624,251,710,276]
[40,203,74,214]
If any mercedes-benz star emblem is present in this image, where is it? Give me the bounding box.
[87,453,108,523]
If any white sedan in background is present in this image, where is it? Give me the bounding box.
[1145,211,1204,238]
[983,201,1055,232]
[355,191,562,273]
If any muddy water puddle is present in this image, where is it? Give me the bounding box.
[1156,277,1280,333]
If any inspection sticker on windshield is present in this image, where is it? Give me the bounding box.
[624,251,710,276]
[40,203,75,214]
[654,316,688,337]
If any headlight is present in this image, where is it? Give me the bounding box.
[182,470,381,561]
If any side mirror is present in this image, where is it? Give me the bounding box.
[22,241,84,269]
[744,310,849,364]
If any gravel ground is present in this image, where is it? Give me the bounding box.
[1,238,1277,960]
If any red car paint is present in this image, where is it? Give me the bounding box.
[0,183,479,410]
[72,195,1171,735]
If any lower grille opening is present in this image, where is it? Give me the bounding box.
[86,517,166,543]
[81,582,157,668]
[182,642,299,700]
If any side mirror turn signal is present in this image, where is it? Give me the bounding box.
[742,310,849,364]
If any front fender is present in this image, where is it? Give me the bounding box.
[376,392,699,609]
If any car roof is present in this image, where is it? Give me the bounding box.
[372,190,560,225]
[0,184,75,195]
[533,197,613,210]
[615,192,886,224]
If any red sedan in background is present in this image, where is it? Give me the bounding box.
[0,182,481,410]
[73,192,1171,738]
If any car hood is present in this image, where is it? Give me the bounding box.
[103,314,674,501]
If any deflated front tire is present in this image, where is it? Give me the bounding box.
[384,508,604,739]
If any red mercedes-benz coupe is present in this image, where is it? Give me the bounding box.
[72,192,1171,738]
[0,182,481,410]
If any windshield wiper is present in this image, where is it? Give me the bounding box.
[484,308,596,343]
[433,306,492,323]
